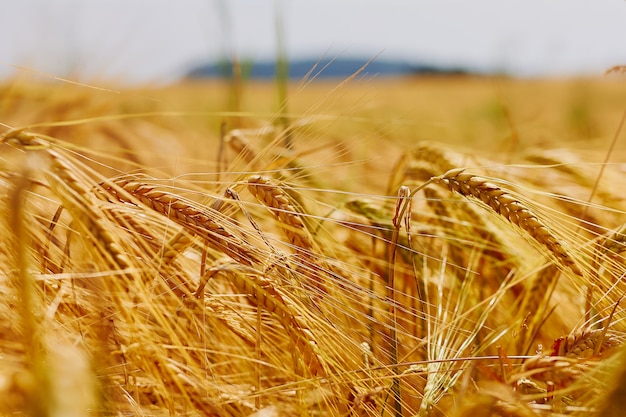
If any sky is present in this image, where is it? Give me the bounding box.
[2,0,626,84]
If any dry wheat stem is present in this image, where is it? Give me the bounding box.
[42,205,64,274]
[388,185,411,417]
[432,169,582,276]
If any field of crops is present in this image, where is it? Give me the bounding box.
[1,75,626,416]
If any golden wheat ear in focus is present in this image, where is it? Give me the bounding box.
[1,77,626,417]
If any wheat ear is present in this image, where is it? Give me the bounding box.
[247,175,314,252]
[552,328,623,359]
[600,223,626,257]
[520,355,583,386]
[411,142,459,172]
[2,129,132,270]
[432,169,582,275]
[387,143,457,194]
[197,264,326,377]
[226,129,259,169]
[100,178,260,266]
[247,175,327,293]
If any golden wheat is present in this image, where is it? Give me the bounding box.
[247,175,314,251]
[432,168,582,275]
[246,174,329,294]
[2,129,133,271]
[100,177,260,266]
[552,328,623,359]
[2,78,626,417]
[196,262,327,377]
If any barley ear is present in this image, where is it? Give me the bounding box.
[432,169,582,276]
[100,178,260,266]
[247,175,327,294]
[207,266,327,377]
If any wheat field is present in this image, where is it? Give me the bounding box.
[1,75,626,416]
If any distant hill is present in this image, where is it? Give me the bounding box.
[185,57,473,80]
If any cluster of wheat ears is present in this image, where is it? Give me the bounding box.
[1,81,626,417]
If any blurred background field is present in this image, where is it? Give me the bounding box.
[3,75,626,183]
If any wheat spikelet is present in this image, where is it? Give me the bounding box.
[387,143,461,193]
[525,149,595,190]
[520,355,585,386]
[432,168,582,275]
[600,223,626,258]
[103,206,165,254]
[551,328,623,359]
[160,230,195,265]
[100,178,260,266]
[411,142,459,173]
[226,129,259,169]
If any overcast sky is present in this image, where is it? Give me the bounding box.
[2,0,626,84]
